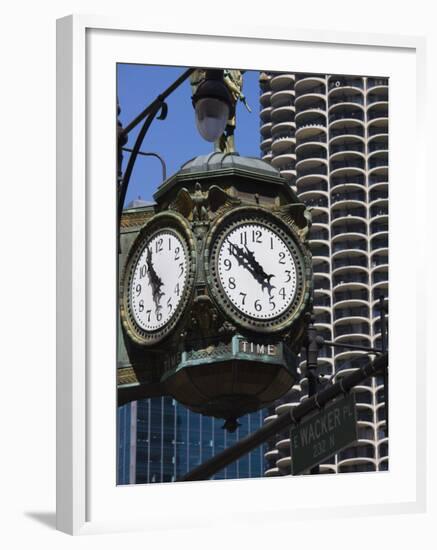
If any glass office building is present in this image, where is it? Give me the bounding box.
[117,397,266,484]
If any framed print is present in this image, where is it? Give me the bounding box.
[56,15,427,535]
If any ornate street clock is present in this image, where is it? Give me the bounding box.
[118,153,313,428]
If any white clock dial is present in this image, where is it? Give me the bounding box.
[217,223,297,320]
[130,230,188,331]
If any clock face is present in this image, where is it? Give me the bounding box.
[217,223,298,320]
[130,230,188,331]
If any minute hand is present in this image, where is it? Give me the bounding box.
[228,242,276,296]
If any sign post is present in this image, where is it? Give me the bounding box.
[290,393,357,475]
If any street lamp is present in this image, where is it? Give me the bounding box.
[191,69,232,142]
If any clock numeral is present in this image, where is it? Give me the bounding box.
[254,299,262,312]
[279,252,286,265]
[269,296,276,310]
[228,277,236,290]
[270,236,274,250]
[156,311,163,322]
[139,265,147,279]
[146,309,151,322]
[284,270,291,282]
[240,232,247,245]
[168,238,172,251]
[139,300,144,312]
[155,238,163,253]
[252,229,262,243]
[224,259,232,271]
[135,284,142,296]
[279,287,286,300]
[239,292,247,305]
[178,263,184,278]
[175,283,180,297]
[167,297,173,313]
[174,246,180,261]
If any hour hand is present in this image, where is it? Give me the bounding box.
[146,247,164,312]
[228,241,275,295]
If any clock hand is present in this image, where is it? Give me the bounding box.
[227,241,276,296]
[146,247,165,314]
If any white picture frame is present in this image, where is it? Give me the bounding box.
[56,14,427,535]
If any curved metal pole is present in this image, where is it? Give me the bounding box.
[118,104,161,229]
[122,148,167,182]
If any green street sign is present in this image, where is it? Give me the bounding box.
[290,393,358,475]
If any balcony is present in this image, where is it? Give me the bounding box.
[304,195,329,209]
[332,236,367,254]
[310,241,330,258]
[371,252,388,268]
[333,253,368,270]
[368,122,388,137]
[329,76,364,90]
[330,141,365,155]
[271,89,295,109]
[331,219,367,238]
[295,74,326,94]
[260,121,273,138]
[334,305,370,321]
[371,219,388,234]
[313,261,330,274]
[367,91,388,106]
[295,109,327,128]
[329,93,364,107]
[334,322,371,338]
[311,210,329,225]
[295,114,327,131]
[370,234,388,251]
[297,146,327,163]
[329,108,364,124]
[271,105,295,123]
[338,444,375,461]
[271,153,296,171]
[367,105,388,121]
[296,132,327,147]
[370,203,388,218]
[295,84,326,99]
[367,77,388,89]
[368,136,388,153]
[271,133,295,155]
[330,157,365,172]
[260,105,273,123]
[313,292,331,307]
[370,188,388,201]
[331,205,366,221]
[310,228,330,242]
[331,174,366,188]
[369,173,388,185]
[368,156,388,170]
[330,124,364,139]
[298,179,328,195]
[333,270,369,287]
[334,288,369,303]
[259,89,272,107]
[331,188,366,204]
[372,269,388,285]
[270,73,295,92]
[297,164,328,179]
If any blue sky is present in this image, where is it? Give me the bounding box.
[117,65,261,204]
